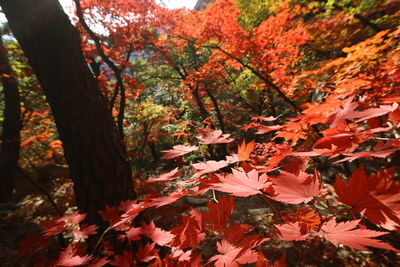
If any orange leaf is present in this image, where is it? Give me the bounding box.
[238,140,255,161]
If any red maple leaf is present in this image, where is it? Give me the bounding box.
[317,220,398,251]
[197,128,234,144]
[313,127,363,156]
[213,168,271,197]
[41,217,66,238]
[275,222,308,241]
[146,167,182,182]
[111,251,133,267]
[203,196,234,232]
[327,97,358,128]
[192,160,229,178]
[256,125,283,134]
[136,242,159,263]
[124,226,143,242]
[251,116,278,122]
[209,240,258,267]
[142,221,175,246]
[62,211,87,225]
[57,245,93,266]
[98,205,120,226]
[334,166,400,229]
[171,209,206,249]
[352,103,399,122]
[366,169,400,229]
[222,224,254,245]
[208,240,242,267]
[270,170,321,204]
[73,224,98,240]
[161,145,198,159]
[170,246,192,262]
[151,189,189,207]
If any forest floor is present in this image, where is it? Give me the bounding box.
[0,169,399,267]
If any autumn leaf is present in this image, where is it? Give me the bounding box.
[365,168,400,229]
[146,167,182,182]
[171,209,206,249]
[251,116,278,122]
[238,140,255,161]
[56,245,93,266]
[123,226,143,242]
[151,189,189,207]
[235,248,259,265]
[208,238,258,267]
[135,243,158,262]
[98,205,120,227]
[111,251,133,267]
[334,166,400,228]
[270,170,321,204]
[328,97,358,128]
[161,145,198,159]
[61,211,87,225]
[208,240,241,267]
[275,222,308,241]
[213,168,272,197]
[222,224,254,245]
[256,125,283,134]
[317,220,399,251]
[203,196,234,232]
[197,128,234,144]
[353,103,399,122]
[170,246,192,262]
[142,221,175,246]
[72,224,97,240]
[192,160,229,178]
[333,147,399,163]
[41,218,66,238]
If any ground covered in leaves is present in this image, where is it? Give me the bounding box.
[1,166,399,267]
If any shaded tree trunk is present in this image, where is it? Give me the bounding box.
[206,89,225,133]
[192,87,210,120]
[148,142,159,162]
[0,34,22,202]
[206,89,228,158]
[0,0,134,225]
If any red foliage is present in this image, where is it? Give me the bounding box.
[17,0,400,266]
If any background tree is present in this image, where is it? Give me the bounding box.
[0,0,135,225]
[0,29,22,202]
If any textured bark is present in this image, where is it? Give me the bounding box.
[192,87,210,120]
[0,0,134,224]
[0,36,22,202]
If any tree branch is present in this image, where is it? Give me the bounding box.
[73,0,127,139]
[205,45,302,113]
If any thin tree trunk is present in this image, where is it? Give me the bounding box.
[0,34,22,202]
[192,87,210,120]
[148,142,159,162]
[206,89,225,133]
[0,0,134,225]
[206,89,227,158]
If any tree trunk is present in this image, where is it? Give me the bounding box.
[206,89,225,133]
[0,0,134,225]
[0,34,22,202]
[192,87,210,120]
